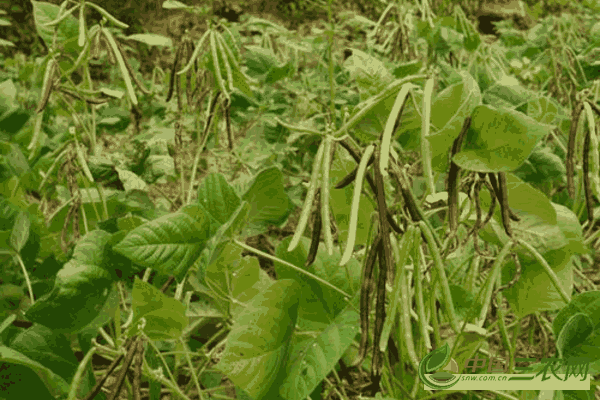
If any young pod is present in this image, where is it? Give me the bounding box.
[90,30,102,60]
[304,190,322,268]
[36,59,58,114]
[340,144,375,266]
[288,141,325,252]
[167,42,184,103]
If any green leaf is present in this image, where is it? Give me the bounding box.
[244,46,279,78]
[482,173,564,253]
[25,260,113,333]
[241,167,292,236]
[514,146,566,187]
[0,346,69,400]
[553,203,587,255]
[265,61,294,84]
[0,143,29,179]
[551,290,600,374]
[31,1,79,62]
[482,76,535,109]
[501,247,573,317]
[556,313,594,358]
[0,107,31,135]
[463,27,481,52]
[218,201,251,239]
[113,208,218,280]
[453,105,552,172]
[0,284,26,321]
[343,48,393,99]
[275,236,361,326]
[10,210,30,252]
[436,25,464,55]
[231,67,254,99]
[471,175,586,317]
[77,284,120,339]
[479,174,586,257]
[527,96,560,125]
[562,389,595,400]
[0,79,17,112]
[280,306,359,400]
[216,279,301,399]
[392,60,423,79]
[449,285,481,319]
[142,154,176,181]
[10,324,79,384]
[554,291,600,337]
[426,70,481,172]
[197,173,241,225]
[204,242,272,319]
[115,167,147,191]
[128,278,188,340]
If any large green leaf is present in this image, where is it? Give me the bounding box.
[482,76,535,109]
[526,96,561,125]
[114,206,220,280]
[554,292,600,338]
[513,145,566,188]
[0,104,31,137]
[241,166,292,236]
[551,203,587,255]
[0,143,29,181]
[426,70,481,172]
[343,48,393,100]
[216,279,300,400]
[0,284,28,321]
[501,245,573,318]
[478,174,561,251]
[552,291,600,374]
[10,324,79,384]
[0,79,18,117]
[204,242,273,319]
[128,278,188,340]
[275,236,360,328]
[0,346,69,400]
[244,46,280,78]
[25,231,115,332]
[24,263,111,332]
[453,105,552,172]
[10,210,30,252]
[197,173,241,225]
[31,1,80,63]
[556,313,594,358]
[279,306,359,400]
[270,237,362,400]
[472,174,586,316]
